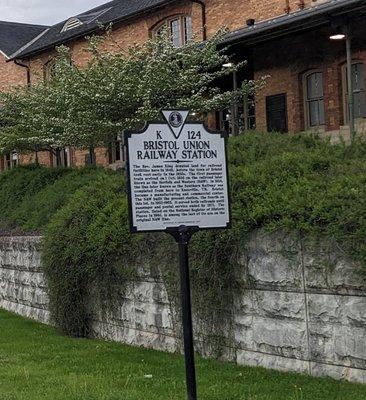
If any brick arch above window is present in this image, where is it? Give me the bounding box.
[43,59,57,82]
[151,15,193,48]
[43,56,73,83]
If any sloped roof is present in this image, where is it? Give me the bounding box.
[11,0,174,60]
[0,21,48,58]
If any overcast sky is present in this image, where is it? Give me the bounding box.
[0,0,108,26]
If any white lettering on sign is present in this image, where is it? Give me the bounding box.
[125,111,230,232]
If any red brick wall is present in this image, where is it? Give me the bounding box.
[0,53,28,92]
[72,148,109,168]
[205,0,316,36]
[20,151,53,167]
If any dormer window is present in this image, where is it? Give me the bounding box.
[61,8,111,33]
[155,16,193,48]
[61,17,83,32]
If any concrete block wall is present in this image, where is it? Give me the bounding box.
[0,233,365,383]
[0,236,49,323]
[236,232,366,383]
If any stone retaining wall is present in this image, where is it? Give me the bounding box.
[1,234,365,383]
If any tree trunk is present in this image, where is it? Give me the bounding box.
[35,146,39,165]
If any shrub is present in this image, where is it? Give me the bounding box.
[229,134,366,266]
[1,133,365,340]
[0,165,113,232]
[42,174,143,336]
[13,166,110,231]
[0,165,68,230]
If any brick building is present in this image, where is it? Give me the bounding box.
[0,20,48,170]
[0,0,365,170]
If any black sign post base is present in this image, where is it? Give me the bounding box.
[168,225,199,400]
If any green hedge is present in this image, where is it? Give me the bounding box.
[229,134,366,266]
[0,133,365,338]
[0,165,110,231]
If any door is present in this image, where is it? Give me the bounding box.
[266,93,288,133]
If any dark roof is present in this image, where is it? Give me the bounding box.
[11,0,174,60]
[0,21,48,58]
[223,0,366,46]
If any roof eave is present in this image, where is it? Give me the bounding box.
[222,0,366,47]
[0,48,9,59]
[8,28,50,61]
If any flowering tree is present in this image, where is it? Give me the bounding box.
[0,29,267,162]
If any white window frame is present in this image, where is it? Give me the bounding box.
[154,16,193,48]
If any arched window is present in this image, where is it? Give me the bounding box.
[342,61,366,122]
[44,57,72,83]
[303,70,325,128]
[154,16,192,48]
[44,59,57,82]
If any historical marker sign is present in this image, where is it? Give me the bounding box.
[125,110,230,233]
[125,110,231,400]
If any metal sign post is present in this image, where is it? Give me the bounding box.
[125,110,231,400]
[168,226,199,400]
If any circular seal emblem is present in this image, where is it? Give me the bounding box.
[169,111,183,128]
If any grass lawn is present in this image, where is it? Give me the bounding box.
[0,309,365,400]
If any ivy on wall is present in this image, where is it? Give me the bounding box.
[0,133,365,342]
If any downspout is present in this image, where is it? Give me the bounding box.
[345,23,355,141]
[298,0,305,10]
[14,59,31,86]
[284,0,291,14]
[191,0,207,41]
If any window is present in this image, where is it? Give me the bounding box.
[304,71,325,128]
[53,148,72,167]
[266,94,288,133]
[44,57,72,83]
[61,9,111,33]
[2,151,19,170]
[342,62,366,122]
[44,59,57,82]
[218,97,256,135]
[155,16,192,48]
[109,135,124,164]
